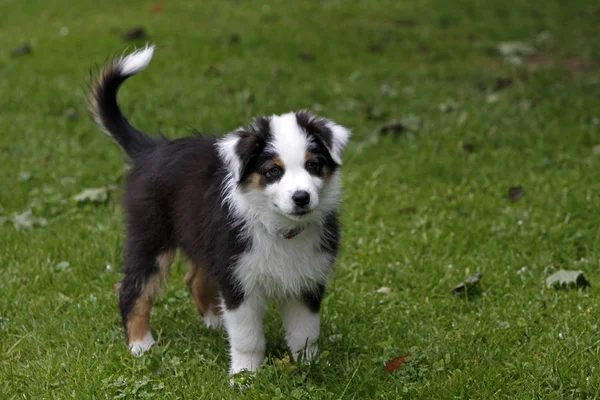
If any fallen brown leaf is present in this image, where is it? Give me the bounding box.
[385,354,409,372]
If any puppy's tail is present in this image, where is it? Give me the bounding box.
[88,45,158,158]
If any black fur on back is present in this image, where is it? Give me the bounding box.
[121,137,250,311]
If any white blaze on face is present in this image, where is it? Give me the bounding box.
[267,113,323,215]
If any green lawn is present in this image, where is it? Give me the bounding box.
[1,0,600,398]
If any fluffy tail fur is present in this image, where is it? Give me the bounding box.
[88,45,158,157]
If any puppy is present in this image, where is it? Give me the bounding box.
[88,45,350,375]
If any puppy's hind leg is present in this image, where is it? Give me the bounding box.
[184,264,222,329]
[119,244,175,356]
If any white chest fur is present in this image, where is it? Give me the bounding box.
[233,223,333,300]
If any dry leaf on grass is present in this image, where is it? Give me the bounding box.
[377,287,391,295]
[546,270,590,289]
[11,209,48,230]
[73,185,117,204]
[385,354,409,372]
[452,272,482,297]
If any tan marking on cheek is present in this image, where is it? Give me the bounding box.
[126,249,175,343]
[273,157,284,168]
[248,172,264,190]
[184,265,222,317]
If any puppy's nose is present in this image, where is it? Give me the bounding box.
[292,190,310,207]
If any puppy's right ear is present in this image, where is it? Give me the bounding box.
[217,117,270,182]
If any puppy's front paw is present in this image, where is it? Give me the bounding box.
[292,343,318,362]
[229,351,265,376]
[129,331,156,356]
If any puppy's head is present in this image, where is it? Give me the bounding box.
[217,111,350,222]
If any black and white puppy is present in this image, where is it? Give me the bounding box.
[88,46,350,375]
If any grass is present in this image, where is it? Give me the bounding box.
[1,0,600,398]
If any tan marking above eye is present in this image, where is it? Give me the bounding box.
[273,157,284,168]
[305,152,313,161]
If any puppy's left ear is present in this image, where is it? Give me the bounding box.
[296,111,351,165]
[324,121,351,165]
[216,117,270,182]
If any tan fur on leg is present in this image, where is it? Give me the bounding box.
[127,249,175,346]
[184,265,222,328]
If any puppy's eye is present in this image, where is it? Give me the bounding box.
[265,166,282,178]
[305,160,320,174]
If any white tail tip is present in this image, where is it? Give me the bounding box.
[119,44,155,76]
